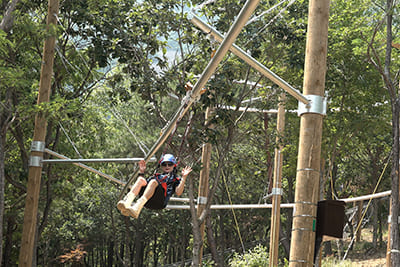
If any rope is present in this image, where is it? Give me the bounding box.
[58,122,82,158]
[246,0,289,25]
[176,110,194,165]
[54,14,91,71]
[191,0,218,11]
[254,0,296,35]
[330,159,336,200]
[342,150,392,260]
[109,104,149,156]
[222,170,246,254]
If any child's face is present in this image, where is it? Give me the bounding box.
[161,162,174,172]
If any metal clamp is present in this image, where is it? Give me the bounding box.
[292,227,313,232]
[298,94,327,116]
[271,188,283,195]
[29,156,43,167]
[294,201,318,206]
[297,168,319,173]
[31,141,45,152]
[289,259,308,263]
[387,215,400,223]
[197,196,208,205]
[388,249,400,254]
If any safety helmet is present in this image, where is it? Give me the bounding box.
[159,154,177,165]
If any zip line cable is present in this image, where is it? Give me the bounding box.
[342,150,392,260]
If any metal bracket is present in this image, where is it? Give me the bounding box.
[29,156,43,167]
[197,196,208,205]
[271,188,283,196]
[297,94,327,116]
[31,141,45,152]
[388,215,400,223]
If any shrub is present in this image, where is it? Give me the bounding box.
[229,245,269,267]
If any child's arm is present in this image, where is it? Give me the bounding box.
[175,166,192,196]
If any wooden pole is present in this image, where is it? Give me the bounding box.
[197,107,213,263]
[288,0,330,266]
[18,1,59,266]
[269,93,286,266]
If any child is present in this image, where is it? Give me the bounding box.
[117,154,192,218]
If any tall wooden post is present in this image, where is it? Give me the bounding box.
[288,0,330,266]
[269,93,286,266]
[197,107,213,262]
[18,1,59,266]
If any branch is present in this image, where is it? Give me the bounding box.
[0,0,20,33]
[363,16,396,98]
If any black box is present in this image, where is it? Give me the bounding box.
[316,200,346,239]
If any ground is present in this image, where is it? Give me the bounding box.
[322,226,388,267]
[346,249,386,267]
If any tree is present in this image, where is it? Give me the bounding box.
[360,0,399,264]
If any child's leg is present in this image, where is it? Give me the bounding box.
[127,179,158,218]
[117,177,147,215]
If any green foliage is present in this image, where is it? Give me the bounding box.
[228,245,270,267]
[321,256,353,267]
[2,0,398,265]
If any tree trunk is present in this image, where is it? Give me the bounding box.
[0,124,6,267]
[134,229,144,267]
[3,215,16,267]
[0,0,20,33]
[263,114,274,196]
[206,214,221,266]
[372,200,378,248]
[108,240,114,267]
[390,100,400,265]
[0,82,14,267]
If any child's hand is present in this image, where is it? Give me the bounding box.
[139,160,146,172]
[182,166,192,176]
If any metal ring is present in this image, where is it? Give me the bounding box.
[31,141,45,152]
[297,168,319,172]
[289,259,308,263]
[197,196,207,205]
[293,214,316,218]
[29,156,43,167]
[291,227,313,232]
[272,188,283,195]
[294,201,318,206]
